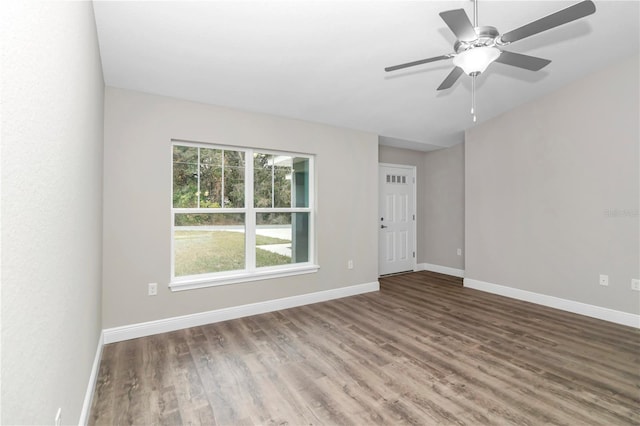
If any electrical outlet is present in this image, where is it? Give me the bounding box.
[631,279,640,291]
[599,274,609,286]
[347,260,354,270]
[148,282,158,296]
[457,248,462,256]
[55,408,62,426]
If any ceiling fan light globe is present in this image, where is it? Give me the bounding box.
[452,46,501,75]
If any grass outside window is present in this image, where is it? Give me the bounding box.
[174,230,292,276]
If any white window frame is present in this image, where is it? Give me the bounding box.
[170,140,318,291]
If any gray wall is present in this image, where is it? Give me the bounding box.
[465,55,639,315]
[103,88,379,328]
[423,143,465,270]
[1,2,104,424]
[379,144,465,270]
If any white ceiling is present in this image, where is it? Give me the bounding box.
[93,1,640,151]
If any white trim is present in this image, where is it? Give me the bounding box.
[378,162,415,169]
[417,263,465,278]
[104,281,379,344]
[464,278,640,329]
[170,264,320,291]
[78,331,104,426]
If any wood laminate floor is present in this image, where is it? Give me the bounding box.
[89,271,640,425]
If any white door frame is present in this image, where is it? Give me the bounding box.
[378,162,417,275]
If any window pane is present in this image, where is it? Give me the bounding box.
[173,146,198,208]
[174,213,245,276]
[292,157,309,208]
[254,154,309,208]
[273,156,292,208]
[254,153,273,207]
[224,150,245,208]
[199,148,223,208]
[255,212,309,267]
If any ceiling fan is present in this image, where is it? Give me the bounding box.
[385,0,596,120]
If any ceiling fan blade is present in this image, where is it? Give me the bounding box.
[384,55,451,72]
[437,67,464,91]
[439,9,477,42]
[494,50,551,71]
[500,0,596,44]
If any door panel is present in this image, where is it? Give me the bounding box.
[398,230,408,260]
[385,233,395,262]
[379,165,416,275]
[385,194,395,222]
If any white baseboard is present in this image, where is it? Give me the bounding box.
[417,263,465,278]
[464,278,640,329]
[103,281,380,344]
[79,331,104,425]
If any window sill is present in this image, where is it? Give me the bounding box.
[169,264,320,292]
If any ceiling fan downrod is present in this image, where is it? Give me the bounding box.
[472,0,478,122]
[473,0,478,27]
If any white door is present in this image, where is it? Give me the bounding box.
[379,164,416,275]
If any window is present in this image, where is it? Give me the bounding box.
[171,141,316,290]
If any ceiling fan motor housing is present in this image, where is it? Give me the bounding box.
[453,26,500,54]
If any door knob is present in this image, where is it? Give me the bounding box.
[380,224,388,229]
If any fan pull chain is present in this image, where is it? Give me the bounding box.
[471,74,477,122]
